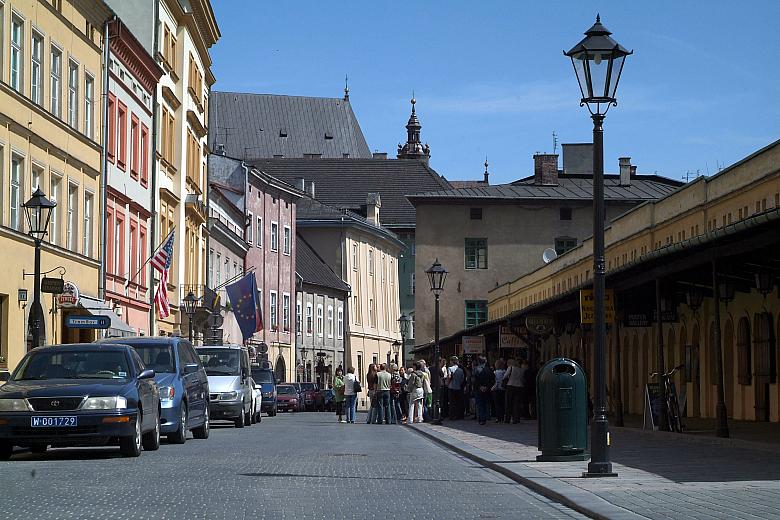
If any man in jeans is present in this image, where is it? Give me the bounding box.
[473,356,495,425]
[375,363,392,424]
[448,356,465,420]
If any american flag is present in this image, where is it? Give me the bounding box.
[152,229,175,319]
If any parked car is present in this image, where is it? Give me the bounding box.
[300,382,324,411]
[0,343,160,458]
[323,389,335,412]
[275,384,299,412]
[290,382,305,412]
[248,377,262,423]
[98,337,209,443]
[196,345,253,428]
[250,366,277,417]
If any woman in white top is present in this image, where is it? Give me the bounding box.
[343,367,359,424]
[492,359,507,423]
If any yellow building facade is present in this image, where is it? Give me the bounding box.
[0,0,111,369]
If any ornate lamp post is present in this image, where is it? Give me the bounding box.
[23,188,56,350]
[398,313,410,364]
[182,291,200,342]
[425,259,447,425]
[391,340,401,365]
[565,15,631,477]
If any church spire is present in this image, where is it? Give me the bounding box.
[397,95,430,163]
[344,74,350,101]
[484,157,490,184]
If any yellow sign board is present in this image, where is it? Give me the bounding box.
[580,288,615,324]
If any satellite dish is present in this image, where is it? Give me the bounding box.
[542,248,558,264]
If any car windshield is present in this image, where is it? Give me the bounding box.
[15,351,131,380]
[251,370,274,383]
[129,344,176,373]
[300,383,316,392]
[197,349,240,376]
[277,386,296,395]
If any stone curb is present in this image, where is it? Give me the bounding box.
[612,426,780,454]
[405,423,647,520]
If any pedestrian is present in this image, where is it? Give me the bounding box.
[419,359,433,421]
[518,359,531,419]
[438,358,449,418]
[343,367,359,424]
[375,363,392,424]
[365,364,378,424]
[447,356,465,420]
[398,365,409,421]
[333,367,345,423]
[406,363,425,424]
[504,358,527,423]
[492,359,506,423]
[389,364,403,424]
[473,355,495,425]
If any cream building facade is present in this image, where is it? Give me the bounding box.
[0,0,112,369]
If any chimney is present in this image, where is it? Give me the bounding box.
[295,177,305,191]
[216,143,226,156]
[372,152,387,160]
[366,192,381,225]
[619,157,631,186]
[630,165,637,177]
[533,153,559,185]
[306,181,316,199]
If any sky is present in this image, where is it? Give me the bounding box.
[209,0,780,185]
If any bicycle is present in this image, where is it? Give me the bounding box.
[649,364,684,433]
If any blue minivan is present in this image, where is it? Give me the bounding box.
[251,366,277,417]
[99,337,209,442]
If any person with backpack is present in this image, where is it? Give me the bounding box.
[472,356,495,425]
[406,362,425,424]
[389,363,403,424]
[447,356,466,420]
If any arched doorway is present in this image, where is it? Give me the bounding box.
[274,355,286,383]
[753,312,775,422]
[723,318,734,416]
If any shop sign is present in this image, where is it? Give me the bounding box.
[499,327,525,349]
[41,277,65,294]
[579,289,615,324]
[462,336,485,354]
[66,315,110,329]
[57,281,80,308]
[525,314,554,335]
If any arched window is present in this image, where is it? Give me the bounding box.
[753,312,776,383]
[274,355,287,383]
[737,317,751,385]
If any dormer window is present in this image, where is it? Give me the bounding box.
[279,128,287,137]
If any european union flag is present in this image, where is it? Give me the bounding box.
[225,272,263,341]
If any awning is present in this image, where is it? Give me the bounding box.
[78,296,136,338]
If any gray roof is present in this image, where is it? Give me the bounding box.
[249,158,451,227]
[209,91,372,160]
[296,235,349,293]
[408,174,682,203]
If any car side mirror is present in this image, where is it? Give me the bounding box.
[242,369,249,381]
[184,363,199,374]
[138,369,155,380]
[0,372,10,383]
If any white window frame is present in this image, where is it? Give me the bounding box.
[283,225,291,255]
[368,249,374,276]
[269,290,278,330]
[66,182,78,251]
[31,30,43,105]
[50,45,62,118]
[84,73,94,138]
[208,249,214,286]
[296,301,302,336]
[270,221,278,252]
[316,304,323,337]
[327,305,334,338]
[256,215,262,247]
[337,307,343,339]
[10,14,23,93]
[246,211,254,244]
[10,154,24,231]
[282,293,290,332]
[83,190,93,256]
[352,243,358,271]
[49,173,61,245]
[67,58,78,128]
[305,302,313,336]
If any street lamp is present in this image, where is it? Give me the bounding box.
[23,188,56,350]
[391,340,401,365]
[398,313,410,364]
[425,258,447,425]
[300,346,309,382]
[182,291,199,343]
[565,15,631,478]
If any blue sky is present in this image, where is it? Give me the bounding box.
[210,1,780,184]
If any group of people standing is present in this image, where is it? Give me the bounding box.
[330,356,538,425]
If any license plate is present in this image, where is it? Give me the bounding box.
[31,416,78,427]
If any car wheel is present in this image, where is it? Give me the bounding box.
[0,443,12,460]
[142,410,161,451]
[234,409,245,428]
[168,403,187,444]
[30,444,48,454]
[120,413,142,457]
[192,405,210,439]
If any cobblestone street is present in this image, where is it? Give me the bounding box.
[0,413,584,520]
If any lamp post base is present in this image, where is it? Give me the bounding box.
[583,461,618,478]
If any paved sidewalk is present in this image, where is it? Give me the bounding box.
[409,419,780,520]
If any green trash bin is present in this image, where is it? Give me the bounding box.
[536,358,589,462]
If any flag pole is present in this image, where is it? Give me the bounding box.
[126,227,175,289]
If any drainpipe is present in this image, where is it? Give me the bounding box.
[148,0,160,336]
[98,16,115,302]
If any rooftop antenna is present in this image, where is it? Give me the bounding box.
[344,74,349,101]
[552,131,558,154]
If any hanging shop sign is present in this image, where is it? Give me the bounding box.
[579,288,615,324]
[499,327,526,349]
[525,314,555,335]
[41,277,65,294]
[57,281,80,308]
[462,336,485,354]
